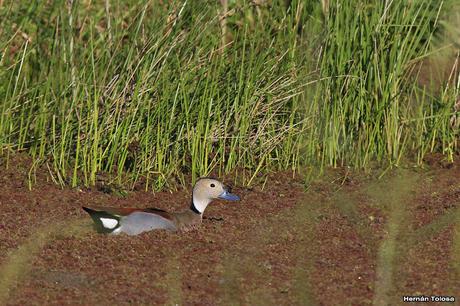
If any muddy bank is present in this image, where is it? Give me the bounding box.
[0,156,459,305]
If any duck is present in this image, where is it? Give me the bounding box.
[82,177,240,235]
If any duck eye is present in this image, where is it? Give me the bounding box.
[210,183,215,188]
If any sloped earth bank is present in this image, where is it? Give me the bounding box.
[0,155,459,305]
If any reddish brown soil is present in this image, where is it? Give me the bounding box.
[0,155,459,305]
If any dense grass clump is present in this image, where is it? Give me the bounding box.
[313,0,458,167]
[0,0,458,189]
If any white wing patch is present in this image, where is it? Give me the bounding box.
[100,217,118,229]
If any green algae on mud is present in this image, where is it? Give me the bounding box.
[290,197,320,306]
[0,220,91,304]
[452,209,460,290]
[162,255,184,305]
[367,172,419,306]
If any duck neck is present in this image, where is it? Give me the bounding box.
[190,201,202,215]
[190,196,210,215]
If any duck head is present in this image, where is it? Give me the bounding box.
[191,178,240,214]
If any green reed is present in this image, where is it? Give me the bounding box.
[0,0,458,190]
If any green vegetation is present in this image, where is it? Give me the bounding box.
[0,0,458,189]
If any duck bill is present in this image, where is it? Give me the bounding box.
[218,190,240,201]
